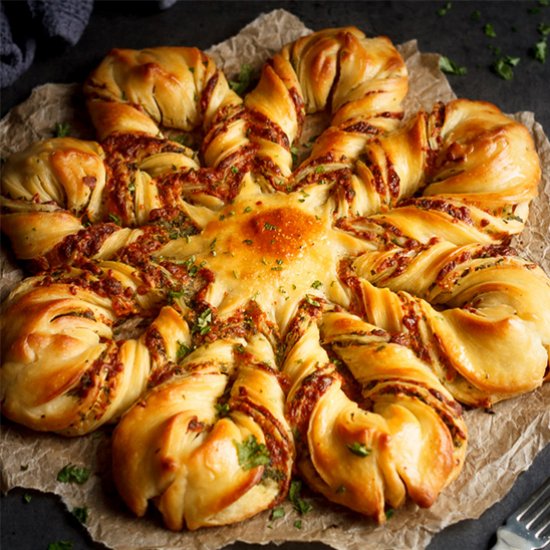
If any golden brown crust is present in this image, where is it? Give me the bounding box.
[0,26,548,532]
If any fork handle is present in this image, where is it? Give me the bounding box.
[491,527,536,550]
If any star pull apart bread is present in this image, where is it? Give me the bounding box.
[1,25,549,535]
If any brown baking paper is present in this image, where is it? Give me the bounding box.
[1,9,549,550]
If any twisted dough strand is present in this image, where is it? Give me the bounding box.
[350,240,550,405]
[113,334,294,530]
[283,303,466,523]
[331,100,540,241]
[0,262,189,434]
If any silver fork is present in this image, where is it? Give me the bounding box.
[492,476,550,549]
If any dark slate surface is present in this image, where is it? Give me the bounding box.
[1,2,549,549]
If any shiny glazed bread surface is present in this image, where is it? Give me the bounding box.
[1,26,548,531]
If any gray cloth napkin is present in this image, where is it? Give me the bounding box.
[1,0,93,88]
[0,0,178,89]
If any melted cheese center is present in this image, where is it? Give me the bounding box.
[159,189,370,328]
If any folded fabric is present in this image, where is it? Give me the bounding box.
[1,0,178,89]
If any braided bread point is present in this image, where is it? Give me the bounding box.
[350,240,550,406]
[284,307,466,523]
[84,46,242,139]
[245,27,408,186]
[0,262,189,435]
[302,100,540,244]
[1,24,548,533]
[112,334,294,530]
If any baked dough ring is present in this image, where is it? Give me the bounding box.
[284,305,467,523]
[1,26,548,532]
[245,26,408,188]
[113,334,294,530]
[351,240,550,405]
[0,262,187,435]
[302,99,541,242]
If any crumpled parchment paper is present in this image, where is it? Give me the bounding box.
[1,8,549,550]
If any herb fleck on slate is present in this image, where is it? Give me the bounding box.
[439,56,467,75]
[56,464,90,484]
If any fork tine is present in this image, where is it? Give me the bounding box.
[517,476,550,520]
[525,497,550,529]
[535,513,550,538]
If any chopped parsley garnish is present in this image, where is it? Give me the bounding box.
[176,341,191,361]
[539,22,550,36]
[192,308,212,335]
[493,56,520,79]
[230,166,239,174]
[437,2,452,16]
[290,146,299,164]
[470,9,481,21]
[305,295,321,307]
[54,122,71,138]
[72,506,89,524]
[172,134,193,147]
[533,39,548,62]
[167,289,186,303]
[439,56,467,75]
[264,222,277,231]
[229,64,253,96]
[288,479,313,515]
[294,519,303,529]
[243,239,253,245]
[314,165,325,174]
[483,23,497,38]
[244,206,252,213]
[311,280,322,289]
[385,508,395,520]
[215,402,230,417]
[347,442,371,457]
[270,506,285,520]
[23,493,32,503]
[235,435,270,470]
[108,213,121,225]
[57,464,90,484]
[48,542,73,550]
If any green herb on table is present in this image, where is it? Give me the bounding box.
[288,479,313,515]
[48,542,73,550]
[539,22,550,36]
[56,464,90,484]
[439,55,467,75]
[270,506,285,521]
[532,39,548,62]
[54,122,71,137]
[493,56,520,79]
[470,9,481,21]
[72,506,89,524]
[23,493,32,503]
[483,23,497,38]
[437,2,452,16]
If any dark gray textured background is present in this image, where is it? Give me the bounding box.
[1,1,549,549]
